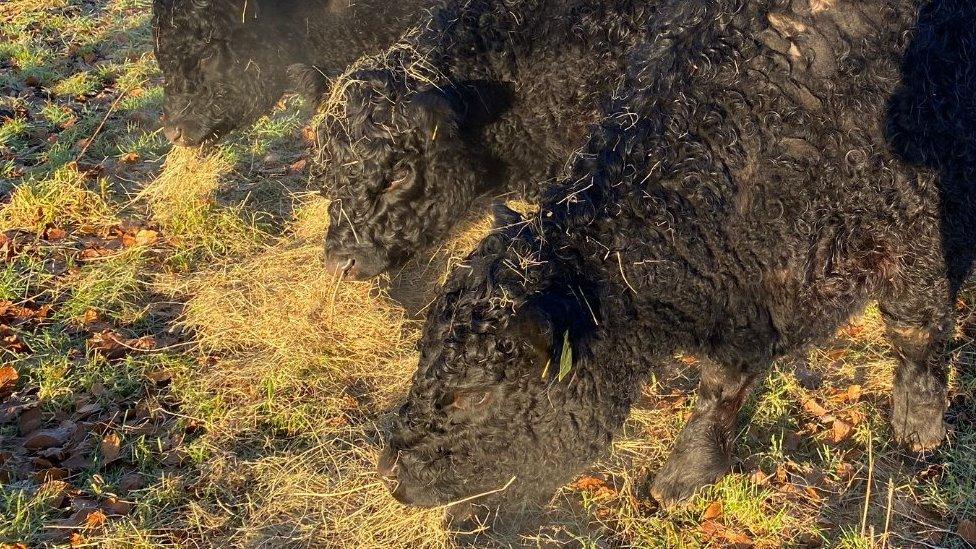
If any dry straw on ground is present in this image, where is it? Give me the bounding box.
[143,149,487,547]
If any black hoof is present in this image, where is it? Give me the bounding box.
[891,396,948,453]
[649,448,730,507]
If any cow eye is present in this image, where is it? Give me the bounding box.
[439,389,493,412]
[198,45,229,73]
[386,163,412,193]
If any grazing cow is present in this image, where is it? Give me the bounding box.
[151,0,437,146]
[310,0,657,279]
[378,0,975,515]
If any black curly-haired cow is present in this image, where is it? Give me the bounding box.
[311,0,657,279]
[379,0,976,516]
[151,0,438,146]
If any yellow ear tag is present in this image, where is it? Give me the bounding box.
[557,330,573,382]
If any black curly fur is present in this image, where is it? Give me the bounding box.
[380,0,975,514]
[151,0,437,145]
[313,0,657,279]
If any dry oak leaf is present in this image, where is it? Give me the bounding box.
[100,432,121,465]
[134,229,158,247]
[118,473,144,493]
[802,398,829,419]
[102,496,133,515]
[702,500,724,521]
[82,508,107,528]
[18,406,41,435]
[69,533,87,548]
[288,158,308,174]
[0,365,17,392]
[38,479,70,506]
[958,519,976,545]
[831,385,862,403]
[826,349,848,361]
[831,419,853,443]
[569,475,607,492]
[700,520,754,547]
[23,424,73,450]
[119,152,140,164]
[44,227,68,241]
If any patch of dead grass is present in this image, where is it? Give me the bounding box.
[138,147,265,264]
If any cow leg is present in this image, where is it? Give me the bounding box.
[650,357,760,505]
[880,285,954,452]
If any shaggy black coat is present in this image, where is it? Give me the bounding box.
[151,0,437,146]
[379,0,976,513]
[312,0,657,279]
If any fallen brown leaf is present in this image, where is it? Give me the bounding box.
[831,419,853,443]
[836,461,855,481]
[749,470,770,486]
[44,227,68,241]
[134,229,158,247]
[119,152,140,164]
[702,500,724,521]
[100,432,121,465]
[958,519,976,544]
[102,496,132,515]
[75,402,102,419]
[23,425,72,450]
[775,464,789,484]
[69,533,87,548]
[89,331,156,359]
[288,158,308,174]
[802,398,829,419]
[0,365,17,393]
[118,473,144,493]
[826,348,848,361]
[62,451,93,471]
[38,479,70,507]
[700,519,754,547]
[32,467,68,483]
[83,508,107,528]
[81,309,99,325]
[804,486,822,502]
[831,385,862,403]
[18,406,41,435]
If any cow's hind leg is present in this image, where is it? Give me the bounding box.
[880,285,955,452]
[650,357,761,505]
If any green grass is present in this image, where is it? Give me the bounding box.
[56,249,148,324]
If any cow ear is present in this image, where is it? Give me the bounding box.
[507,288,596,381]
[491,202,525,229]
[506,302,555,373]
[405,89,457,141]
[287,63,331,102]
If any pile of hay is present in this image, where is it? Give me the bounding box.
[146,148,503,546]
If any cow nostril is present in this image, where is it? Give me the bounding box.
[325,254,357,278]
[163,124,184,145]
[377,451,400,480]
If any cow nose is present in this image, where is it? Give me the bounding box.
[163,124,184,144]
[323,252,359,279]
[322,244,391,280]
[377,450,400,481]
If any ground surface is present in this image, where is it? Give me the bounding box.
[0,1,975,547]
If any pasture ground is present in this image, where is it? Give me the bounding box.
[1,1,974,547]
